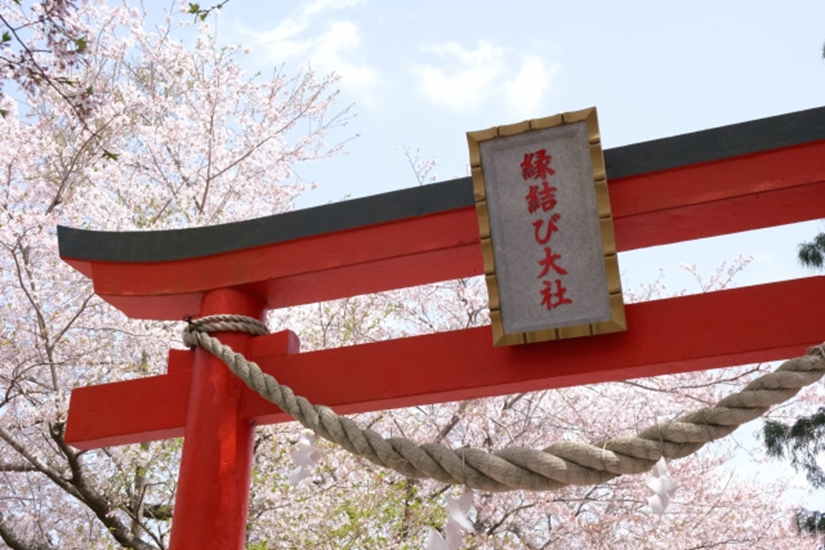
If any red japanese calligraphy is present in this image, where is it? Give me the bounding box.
[537,247,567,277]
[525,185,540,213]
[520,149,555,180]
[540,279,573,310]
[532,214,560,244]
[533,149,555,180]
[518,147,571,313]
[536,181,557,211]
[521,153,537,180]
[525,182,557,214]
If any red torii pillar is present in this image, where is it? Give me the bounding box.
[171,289,266,548]
[58,106,825,549]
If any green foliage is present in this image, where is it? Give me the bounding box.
[763,408,825,488]
[74,36,88,54]
[794,509,825,549]
[798,232,825,270]
[319,478,447,549]
[187,1,231,22]
[764,408,825,546]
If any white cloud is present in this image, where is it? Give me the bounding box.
[311,21,378,95]
[410,41,505,113]
[246,0,379,98]
[504,55,560,116]
[410,41,560,116]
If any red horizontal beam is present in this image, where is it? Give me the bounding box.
[66,351,193,448]
[93,210,483,319]
[62,140,825,320]
[611,140,825,250]
[65,276,825,449]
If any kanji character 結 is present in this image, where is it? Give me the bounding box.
[525,182,557,214]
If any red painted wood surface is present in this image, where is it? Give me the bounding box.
[167,289,266,550]
[612,140,825,250]
[64,275,825,450]
[60,140,825,320]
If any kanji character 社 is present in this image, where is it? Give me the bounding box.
[540,279,573,310]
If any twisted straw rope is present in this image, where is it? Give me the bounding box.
[183,314,825,492]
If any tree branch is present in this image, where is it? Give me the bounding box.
[0,462,38,472]
[48,423,156,550]
[0,513,51,550]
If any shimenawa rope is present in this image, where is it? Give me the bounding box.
[183,314,825,492]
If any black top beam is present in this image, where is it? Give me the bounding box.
[58,105,825,263]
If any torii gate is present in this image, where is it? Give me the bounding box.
[58,106,825,549]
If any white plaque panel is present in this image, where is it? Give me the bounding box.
[467,108,625,346]
[481,122,608,333]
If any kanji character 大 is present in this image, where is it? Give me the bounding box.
[540,279,573,310]
[537,247,567,277]
[532,213,561,244]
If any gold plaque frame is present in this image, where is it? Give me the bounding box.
[466,107,626,346]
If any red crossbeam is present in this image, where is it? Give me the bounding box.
[65,275,825,450]
[62,140,825,320]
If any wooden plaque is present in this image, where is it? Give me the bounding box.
[467,107,625,346]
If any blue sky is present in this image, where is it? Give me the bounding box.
[215,0,825,193]
[180,0,825,293]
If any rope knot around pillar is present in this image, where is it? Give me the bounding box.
[182,314,825,493]
[183,314,268,349]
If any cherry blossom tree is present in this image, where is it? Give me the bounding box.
[0,2,819,549]
[0,0,230,122]
[1,0,93,120]
[0,1,347,547]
